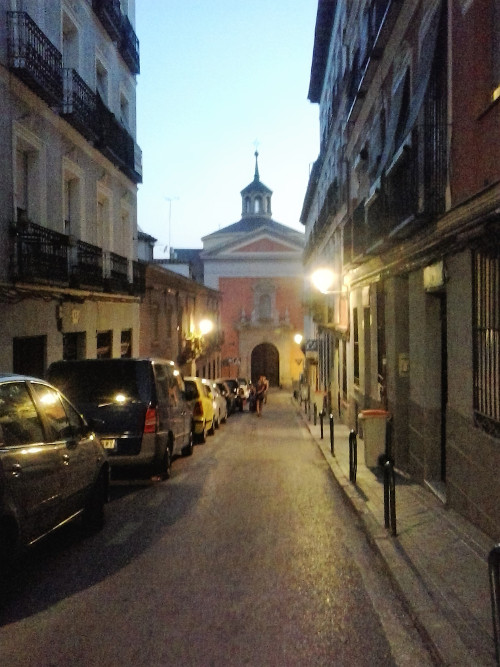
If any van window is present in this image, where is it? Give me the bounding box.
[154,364,170,406]
[47,360,151,404]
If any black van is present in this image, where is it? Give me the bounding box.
[46,358,193,478]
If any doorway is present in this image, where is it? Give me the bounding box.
[13,336,46,377]
[251,343,279,386]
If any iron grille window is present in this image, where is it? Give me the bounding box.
[353,307,360,385]
[473,247,500,436]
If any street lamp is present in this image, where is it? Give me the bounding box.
[199,319,214,336]
[294,333,303,345]
[310,267,347,294]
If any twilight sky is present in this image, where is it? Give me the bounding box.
[135,0,320,257]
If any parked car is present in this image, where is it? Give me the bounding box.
[214,379,236,415]
[221,378,245,412]
[46,358,193,479]
[209,381,228,427]
[0,374,109,564]
[237,378,251,399]
[184,377,215,443]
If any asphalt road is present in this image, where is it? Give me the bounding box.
[0,390,434,666]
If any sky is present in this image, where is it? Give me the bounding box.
[135,0,320,257]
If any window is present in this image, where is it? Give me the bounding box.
[96,59,108,102]
[31,384,71,441]
[473,246,499,435]
[121,329,132,358]
[353,307,360,385]
[120,92,129,128]
[62,13,79,70]
[0,382,44,446]
[97,330,112,358]
[259,294,272,320]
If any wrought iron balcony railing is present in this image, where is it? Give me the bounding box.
[120,15,140,74]
[96,95,141,183]
[105,251,129,292]
[7,11,63,107]
[9,221,145,295]
[62,69,98,141]
[11,220,69,284]
[92,0,122,42]
[72,240,104,288]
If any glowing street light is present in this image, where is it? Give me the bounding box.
[199,319,214,336]
[311,268,337,294]
[294,333,303,345]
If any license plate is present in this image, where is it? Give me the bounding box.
[101,438,116,450]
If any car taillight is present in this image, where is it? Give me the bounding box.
[144,407,157,433]
[193,400,203,417]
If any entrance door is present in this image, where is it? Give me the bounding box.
[13,336,46,377]
[251,343,279,386]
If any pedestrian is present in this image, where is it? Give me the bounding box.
[255,375,267,416]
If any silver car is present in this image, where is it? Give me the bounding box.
[0,374,109,564]
[208,380,228,428]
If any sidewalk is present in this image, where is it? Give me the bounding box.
[294,397,497,666]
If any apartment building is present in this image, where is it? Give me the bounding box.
[302,0,499,537]
[0,0,142,374]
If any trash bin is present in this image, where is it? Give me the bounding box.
[358,409,390,468]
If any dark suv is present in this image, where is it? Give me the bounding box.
[47,358,193,478]
[0,374,109,563]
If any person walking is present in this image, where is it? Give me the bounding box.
[255,375,268,417]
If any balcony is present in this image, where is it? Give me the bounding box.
[9,221,145,295]
[62,69,98,142]
[92,0,122,42]
[96,96,142,183]
[105,251,129,292]
[7,11,63,107]
[11,220,69,284]
[120,15,140,74]
[71,240,103,288]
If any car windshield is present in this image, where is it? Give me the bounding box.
[47,360,151,404]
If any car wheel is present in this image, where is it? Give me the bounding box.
[214,413,220,430]
[182,429,194,456]
[208,418,215,436]
[82,469,108,533]
[197,421,207,444]
[221,411,227,424]
[158,446,172,480]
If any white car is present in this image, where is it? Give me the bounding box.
[237,377,251,399]
[208,381,228,428]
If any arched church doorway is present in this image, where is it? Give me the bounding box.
[251,343,279,386]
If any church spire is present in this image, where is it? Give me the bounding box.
[241,151,273,219]
[254,150,260,181]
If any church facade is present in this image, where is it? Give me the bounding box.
[202,154,305,388]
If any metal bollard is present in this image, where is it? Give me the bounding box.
[489,544,500,665]
[320,410,324,440]
[329,413,334,455]
[304,398,308,415]
[349,430,357,483]
[383,457,397,536]
[313,403,317,425]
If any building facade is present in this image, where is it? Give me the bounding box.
[140,262,222,378]
[202,154,306,388]
[0,0,143,373]
[302,0,499,537]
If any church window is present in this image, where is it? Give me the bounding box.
[254,196,262,213]
[259,294,272,319]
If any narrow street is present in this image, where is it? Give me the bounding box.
[0,391,434,666]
